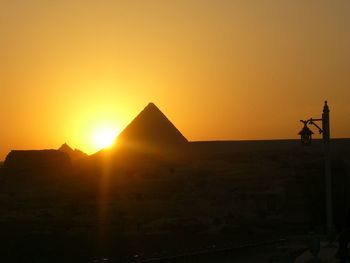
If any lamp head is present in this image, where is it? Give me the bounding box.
[298,121,314,146]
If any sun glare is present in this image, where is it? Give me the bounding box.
[92,127,117,150]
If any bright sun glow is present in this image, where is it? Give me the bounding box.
[92,127,117,150]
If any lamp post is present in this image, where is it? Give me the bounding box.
[298,101,332,236]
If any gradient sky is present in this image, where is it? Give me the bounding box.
[1,0,350,160]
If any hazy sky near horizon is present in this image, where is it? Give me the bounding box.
[1,0,350,160]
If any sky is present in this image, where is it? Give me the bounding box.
[1,0,350,160]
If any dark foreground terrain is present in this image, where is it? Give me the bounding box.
[1,139,350,262]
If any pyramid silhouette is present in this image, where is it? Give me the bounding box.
[58,143,87,161]
[58,143,73,152]
[117,103,188,150]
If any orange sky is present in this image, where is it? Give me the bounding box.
[1,0,350,160]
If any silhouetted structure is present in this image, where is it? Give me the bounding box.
[2,150,71,173]
[299,101,333,235]
[58,143,87,161]
[117,102,188,148]
[298,120,314,145]
[93,103,189,165]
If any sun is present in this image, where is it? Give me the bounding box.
[92,126,117,150]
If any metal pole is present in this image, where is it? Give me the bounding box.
[322,101,332,235]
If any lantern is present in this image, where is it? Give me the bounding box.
[298,121,314,145]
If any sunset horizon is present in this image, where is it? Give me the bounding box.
[1,2,350,261]
[1,100,347,161]
[2,1,349,161]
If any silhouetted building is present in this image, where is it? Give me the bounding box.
[3,150,71,174]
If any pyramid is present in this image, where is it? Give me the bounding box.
[116,103,188,153]
[58,143,74,153]
[58,143,87,161]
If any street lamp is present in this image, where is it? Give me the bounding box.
[298,101,332,236]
